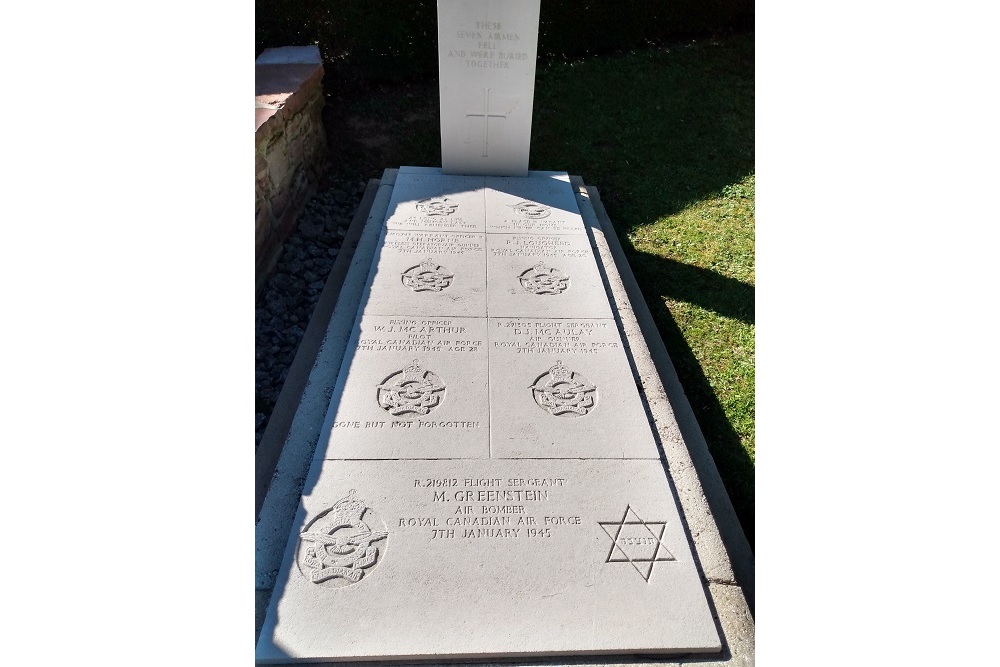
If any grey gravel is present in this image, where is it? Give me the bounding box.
[255,177,368,450]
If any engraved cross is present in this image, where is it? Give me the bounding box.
[465,87,508,157]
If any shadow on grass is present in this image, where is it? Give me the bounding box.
[629,248,755,550]
[629,253,754,325]
[530,35,755,546]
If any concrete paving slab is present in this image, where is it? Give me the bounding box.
[315,315,490,460]
[485,172,587,234]
[488,318,660,459]
[359,230,487,318]
[256,458,720,663]
[486,233,613,318]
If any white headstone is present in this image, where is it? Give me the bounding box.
[437,0,541,176]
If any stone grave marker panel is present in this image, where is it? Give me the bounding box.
[255,458,721,663]
[438,0,541,176]
[486,233,613,318]
[315,315,489,460]
[359,230,487,318]
[384,174,486,233]
[488,318,661,459]
[485,173,589,234]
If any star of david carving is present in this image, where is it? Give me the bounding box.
[598,505,676,582]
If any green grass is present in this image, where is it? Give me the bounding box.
[322,33,755,547]
[530,35,755,547]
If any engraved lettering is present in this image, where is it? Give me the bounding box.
[461,528,521,539]
[398,517,439,527]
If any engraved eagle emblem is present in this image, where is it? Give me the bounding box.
[299,490,389,585]
[519,262,570,295]
[414,196,458,216]
[512,201,552,219]
[529,360,598,417]
[401,258,454,292]
[376,360,446,418]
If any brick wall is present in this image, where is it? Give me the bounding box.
[255,46,328,297]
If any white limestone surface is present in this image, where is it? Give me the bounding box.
[486,172,588,234]
[488,317,661,459]
[359,230,487,318]
[486,232,613,318]
[383,174,486,233]
[315,315,489,460]
[437,0,541,175]
[256,458,721,663]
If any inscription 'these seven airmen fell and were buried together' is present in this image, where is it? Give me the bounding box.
[448,22,528,69]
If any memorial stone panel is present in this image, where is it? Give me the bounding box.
[486,172,589,234]
[360,230,487,318]
[256,458,722,663]
[486,232,613,318]
[488,317,661,459]
[437,0,541,176]
[384,174,486,233]
[316,314,489,460]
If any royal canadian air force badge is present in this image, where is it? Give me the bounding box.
[512,201,551,219]
[298,490,389,587]
[529,360,598,417]
[520,262,570,295]
[377,360,446,418]
[401,258,454,292]
[415,196,458,216]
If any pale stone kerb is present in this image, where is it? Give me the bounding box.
[256,180,383,520]
[571,178,737,590]
[255,179,392,628]
[580,182,754,615]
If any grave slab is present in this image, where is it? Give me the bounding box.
[486,233,613,318]
[256,458,721,664]
[438,0,541,176]
[485,172,588,234]
[384,173,486,233]
[488,318,661,459]
[315,315,489,460]
[359,230,487,318]
[257,171,752,665]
